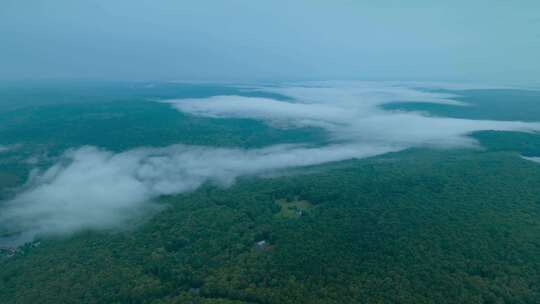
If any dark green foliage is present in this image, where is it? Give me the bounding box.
[2,150,540,303]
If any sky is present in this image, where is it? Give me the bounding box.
[1,0,539,84]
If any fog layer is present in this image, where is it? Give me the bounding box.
[2,83,540,245]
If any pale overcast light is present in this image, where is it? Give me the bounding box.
[1,0,539,84]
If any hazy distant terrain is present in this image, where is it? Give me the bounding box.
[1,82,540,303]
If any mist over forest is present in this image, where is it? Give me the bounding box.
[2,1,540,303]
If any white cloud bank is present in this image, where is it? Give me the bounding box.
[168,83,540,149]
[0,143,396,246]
[2,82,540,246]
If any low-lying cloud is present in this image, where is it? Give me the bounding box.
[0,143,396,246]
[2,82,540,246]
[168,83,540,149]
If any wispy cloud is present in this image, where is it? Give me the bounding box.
[523,156,540,164]
[167,83,540,149]
[0,143,396,246]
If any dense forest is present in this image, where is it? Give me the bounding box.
[2,149,540,303]
[2,84,540,303]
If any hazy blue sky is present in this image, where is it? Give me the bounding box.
[1,0,539,84]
